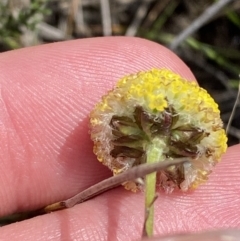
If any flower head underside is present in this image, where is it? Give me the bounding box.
[90,69,227,192]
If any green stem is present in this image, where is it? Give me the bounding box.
[144,140,164,237]
[145,169,157,236]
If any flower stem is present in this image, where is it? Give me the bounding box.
[144,170,156,236]
[144,141,163,237]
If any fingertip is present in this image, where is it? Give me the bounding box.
[0,37,196,214]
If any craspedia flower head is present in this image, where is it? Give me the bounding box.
[90,69,227,192]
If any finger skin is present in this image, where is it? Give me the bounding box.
[141,229,240,241]
[1,145,239,241]
[0,145,240,241]
[0,37,239,240]
[0,37,195,215]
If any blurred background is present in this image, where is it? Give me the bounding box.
[0,0,239,145]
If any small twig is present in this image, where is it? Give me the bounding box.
[226,80,240,135]
[100,0,112,36]
[125,0,154,36]
[169,0,234,50]
[226,126,240,141]
[37,22,67,41]
[43,158,189,213]
[141,0,171,29]
[75,0,87,36]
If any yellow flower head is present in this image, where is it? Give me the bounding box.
[90,69,227,192]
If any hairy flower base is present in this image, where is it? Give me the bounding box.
[90,69,227,192]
